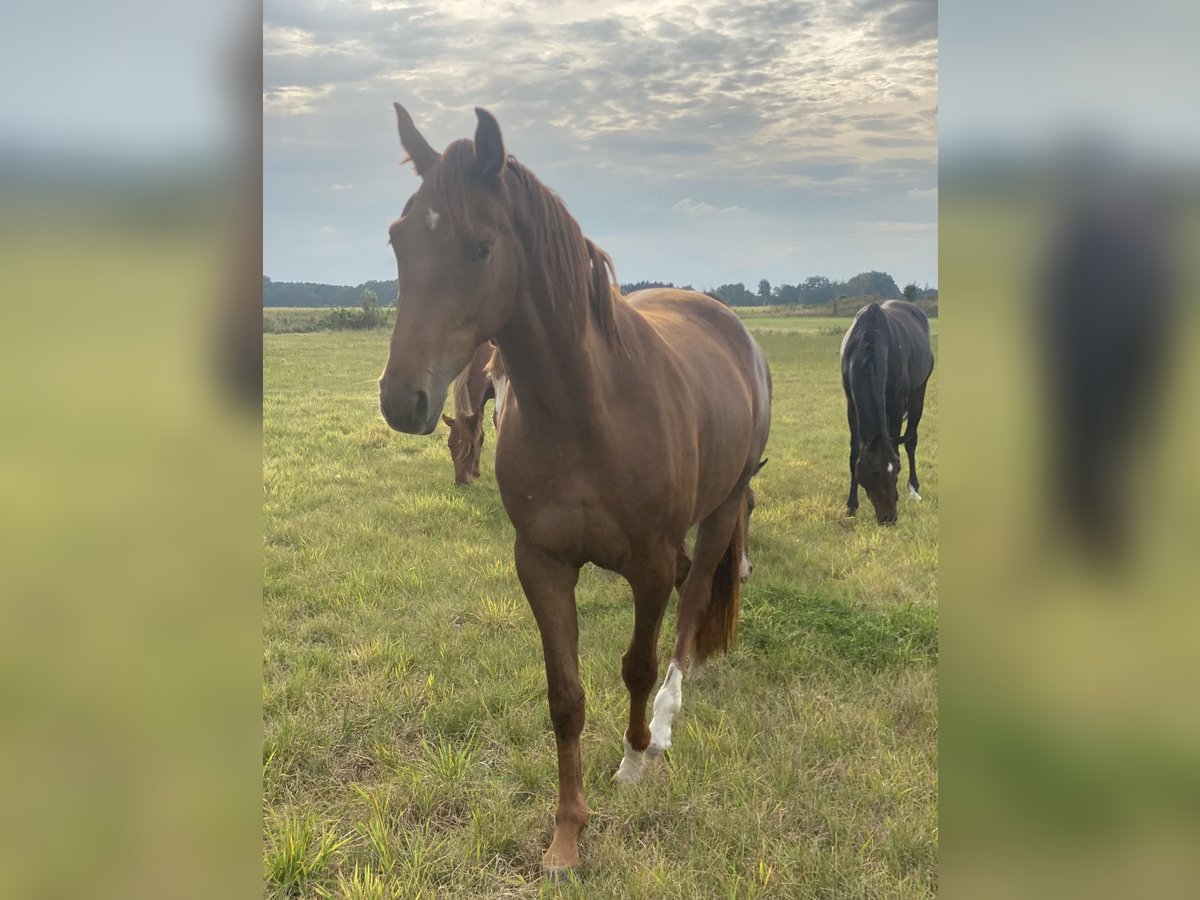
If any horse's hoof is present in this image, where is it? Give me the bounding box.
[613,758,643,784]
[543,865,577,882]
[909,486,922,501]
[846,507,857,518]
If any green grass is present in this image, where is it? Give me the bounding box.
[264,324,938,897]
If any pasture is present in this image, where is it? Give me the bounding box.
[263,319,938,897]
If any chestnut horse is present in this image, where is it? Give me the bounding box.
[378,105,771,875]
[443,341,496,485]
[840,300,934,523]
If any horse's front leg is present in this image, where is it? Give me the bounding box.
[515,540,588,875]
[846,397,861,516]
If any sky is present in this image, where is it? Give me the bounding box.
[264,0,938,289]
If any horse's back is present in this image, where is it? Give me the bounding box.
[626,289,770,411]
[624,288,771,479]
[881,300,934,383]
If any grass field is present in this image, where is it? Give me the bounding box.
[263,320,938,897]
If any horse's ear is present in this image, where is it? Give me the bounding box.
[394,103,440,178]
[442,414,455,427]
[473,107,506,182]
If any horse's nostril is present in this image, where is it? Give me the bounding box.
[414,390,429,422]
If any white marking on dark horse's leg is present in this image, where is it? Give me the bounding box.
[493,375,509,422]
[648,661,682,753]
[909,485,922,501]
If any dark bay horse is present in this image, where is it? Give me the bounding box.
[443,341,496,485]
[379,105,771,874]
[840,300,934,523]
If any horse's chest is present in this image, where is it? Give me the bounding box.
[496,444,643,561]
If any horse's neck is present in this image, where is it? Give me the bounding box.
[852,341,891,442]
[494,287,615,428]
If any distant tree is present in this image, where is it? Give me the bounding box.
[757,279,771,302]
[620,280,675,294]
[844,271,902,299]
[711,283,757,307]
[358,288,381,328]
[772,283,800,304]
[798,275,836,305]
[903,282,919,302]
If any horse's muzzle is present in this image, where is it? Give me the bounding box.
[379,378,437,434]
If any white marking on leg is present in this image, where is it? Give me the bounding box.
[426,207,440,231]
[613,736,648,783]
[738,551,751,583]
[909,485,922,501]
[648,661,682,752]
[493,375,509,424]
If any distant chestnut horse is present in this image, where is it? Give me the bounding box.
[379,105,772,875]
[443,341,496,485]
[840,300,934,523]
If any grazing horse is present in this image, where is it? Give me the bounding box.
[841,300,934,524]
[443,341,496,485]
[378,105,772,875]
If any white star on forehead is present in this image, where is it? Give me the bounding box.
[426,208,440,231]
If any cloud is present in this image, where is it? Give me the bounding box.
[264,0,939,286]
[859,220,937,232]
[908,186,938,200]
[671,198,741,216]
[263,85,335,117]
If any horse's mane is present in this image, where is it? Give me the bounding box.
[430,141,624,350]
[484,342,506,381]
[451,365,476,417]
[849,303,890,443]
[855,303,885,366]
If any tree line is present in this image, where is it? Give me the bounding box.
[264,271,937,311]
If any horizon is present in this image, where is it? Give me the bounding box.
[261,270,939,293]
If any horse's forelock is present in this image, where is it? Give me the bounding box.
[428,139,493,234]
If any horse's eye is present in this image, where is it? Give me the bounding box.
[473,242,492,262]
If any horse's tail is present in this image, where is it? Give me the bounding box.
[693,496,746,663]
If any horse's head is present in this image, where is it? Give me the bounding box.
[856,438,901,525]
[379,105,520,434]
[442,411,485,485]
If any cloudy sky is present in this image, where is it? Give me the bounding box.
[264,0,937,289]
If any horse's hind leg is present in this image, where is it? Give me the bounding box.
[649,491,744,754]
[614,553,676,784]
[674,542,692,587]
[515,541,588,874]
[904,383,928,500]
